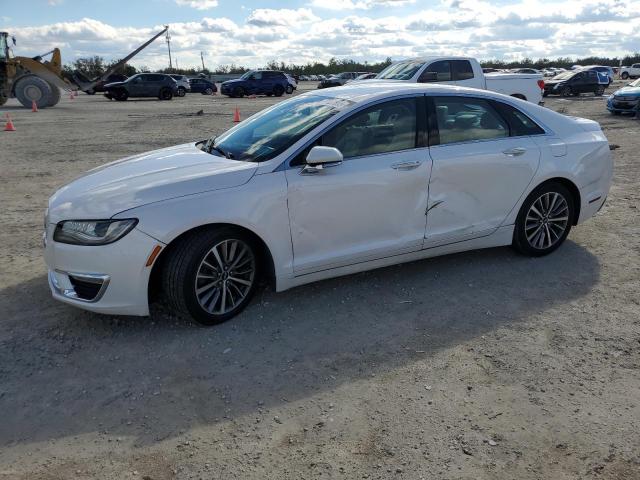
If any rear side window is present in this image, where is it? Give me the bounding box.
[432,96,508,145]
[491,101,545,136]
[419,61,451,82]
[452,60,474,80]
[321,98,417,158]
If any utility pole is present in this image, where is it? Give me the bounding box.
[201,51,206,71]
[165,26,173,71]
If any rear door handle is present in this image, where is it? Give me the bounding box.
[391,161,422,170]
[502,147,527,157]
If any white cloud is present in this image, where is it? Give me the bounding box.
[175,0,218,10]
[312,0,415,10]
[4,1,640,71]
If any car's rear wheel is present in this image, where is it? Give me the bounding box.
[204,87,213,95]
[286,85,294,94]
[273,85,284,97]
[162,228,261,325]
[177,87,186,97]
[512,182,574,257]
[621,72,629,80]
[595,85,605,96]
[159,88,173,100]
[561,86,572,97]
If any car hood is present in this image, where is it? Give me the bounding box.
[48,143,257,222]
[222,79,243,85]
[613,86,640,96]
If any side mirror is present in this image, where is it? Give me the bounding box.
[301,146,343,174]
[418,71,438,83]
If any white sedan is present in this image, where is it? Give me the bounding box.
[44,83,613,325]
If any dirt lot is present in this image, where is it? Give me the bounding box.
[1,81,639,480]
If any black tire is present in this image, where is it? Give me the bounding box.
[512,182,575,257]
[274,85,284,97]
[542,91,548,97]
[159,88,173,100]
[611,110,621,115]
[286,85,294,94]
[86,89,96,95]
[266,93,272,97]
[177,87,186,97]
[621,72,629,80]
[203,87,213,95]
[14,75,52,109]
[233,87,244,98]
[47,83,61,107]
[162,228,261,325]
[0,94,7,106]
[561,86,572,97]
[104,93,113,100]
[595,85,605,96]
[114,89,129,101]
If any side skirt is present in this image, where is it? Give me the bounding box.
[275,225,514,292]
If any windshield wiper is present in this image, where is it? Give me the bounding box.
[211,144,233,159]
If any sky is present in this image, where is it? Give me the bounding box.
[1,0,639,71]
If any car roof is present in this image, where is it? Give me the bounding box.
[303,81,521,104]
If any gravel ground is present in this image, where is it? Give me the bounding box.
[0,81,639,480]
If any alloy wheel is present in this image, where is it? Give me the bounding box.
[194,239,256,315]
[525,192,570,250]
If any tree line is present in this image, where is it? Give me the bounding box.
[64,53,640,79]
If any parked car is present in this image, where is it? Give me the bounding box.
[87,74,128,94]
[511,68,541,74]
[543,70,606,97]
[169,74,191,97]
[285,74,297,94]
[220,70,289,97]
[317,72,368,88]
[189,77,217,95]
[44,83,612,325]
[375,57,544,104]
[104,73,178,101]
[582,66,614,85]
[348,73,378,83]
[620,64,640,80]
[607,77,640,115]
[482,68,501,73]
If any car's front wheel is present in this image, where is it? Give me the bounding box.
[621,72,629,80]
[561,86,572,97]
[177,87,186,97]
[286,85,294,94]
[595,85,605,96]
[274,85,284,97]
[512,182,574,257]
[204,87,213,95]
[162,228,260,325]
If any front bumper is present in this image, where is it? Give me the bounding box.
[607,97,639,112]
[44,227,164,316]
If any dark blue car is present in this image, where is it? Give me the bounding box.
[189,78,217,95]
[220,70,289,98]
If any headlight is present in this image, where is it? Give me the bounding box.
[53,219,138,246]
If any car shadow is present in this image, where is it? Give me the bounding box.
[0,241,600,447]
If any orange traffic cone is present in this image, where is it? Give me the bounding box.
[233,107,241,122]
[4,114,16,131]
[32,100,38,112]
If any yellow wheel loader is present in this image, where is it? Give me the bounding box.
[0,27,168,109]
[0,32,73,108]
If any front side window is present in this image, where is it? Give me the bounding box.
[321,98,417,158]
[433,97,508,145]
[419,61,451,82]
[208,95,351,162]
[452,60,474,81]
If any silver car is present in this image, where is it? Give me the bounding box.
[169,75,191,97]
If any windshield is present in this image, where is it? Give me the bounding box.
[377,60,425,80]
[552,72,575,80]
[240,71,254,80]
[628,78,640,87]
[206,95,351,162]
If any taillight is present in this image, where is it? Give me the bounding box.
[537,79,545,90]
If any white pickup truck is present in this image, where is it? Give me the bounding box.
[620,64,640,80]
[373,56,545,104]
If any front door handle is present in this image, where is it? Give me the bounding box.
[502,147,527,157]
[391,161,422,170]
